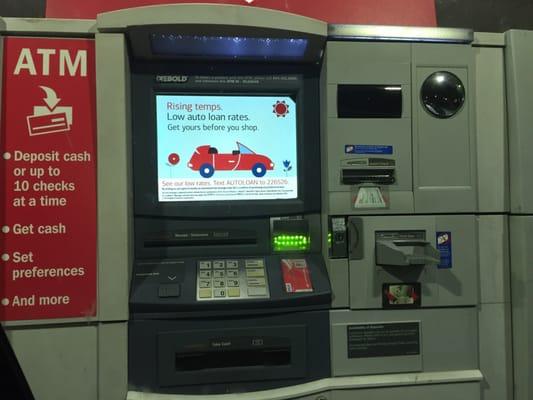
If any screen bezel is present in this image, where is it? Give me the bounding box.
[131,66,321,219]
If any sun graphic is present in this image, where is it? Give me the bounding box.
[167,153,180,165]
[273,100,289,117]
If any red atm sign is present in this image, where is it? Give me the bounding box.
[0,37,97,321]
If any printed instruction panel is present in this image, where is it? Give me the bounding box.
[0,37,96,321]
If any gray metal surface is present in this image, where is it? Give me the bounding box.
[127,371,482,399]
[505,29,533,400]
[331,382,480,400]
[325,41,413,215]
[348,215,478,309]
[412,44,477,213]
[328,25,473,44]
[98,322,128,400]
[478,216,510,304]
[330,309,478,377]
[97,4,326,36]
[479,302,513,400]
[505,30,533,213]
[96,32,131,322]
[509,216,533,400]
[324,41,477,215]
[477,216,512,400]
[474,45,508,212]
[6,325,98,400]
[328,258,350,308]
[473,32,505,47]
[0,17,95,36]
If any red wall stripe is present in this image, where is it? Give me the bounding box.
[45,0,437,26]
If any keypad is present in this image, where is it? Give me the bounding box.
[196,258,269,301]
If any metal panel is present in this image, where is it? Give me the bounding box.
[474,45,508,213]
[509,216,533,400]
[479,302,513,400]
[0,17,95,36]
[477,214,512,400]
[348,215,478,309]
[98,322,128,400]
[435,215,478,306]
[328,258,350,308]
[328,25,473,44]
[127,370,482,399]
[97,4,326,36]
[325,41,413,215]
[326,42,411,85]
[505,30,533,213]
[330,309,478,377]
[412,44,477,213]
[478,215,510,304]
[472,32,505,47]
[96,32,132,322]
[331,382,480,400]
[6,325,98,400]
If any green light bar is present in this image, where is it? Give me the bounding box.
[273,234,311,252]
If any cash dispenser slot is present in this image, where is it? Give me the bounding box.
[175,347,291,371]
[341,157,395,185]
[150,322,322,390]
[375,235,440,266]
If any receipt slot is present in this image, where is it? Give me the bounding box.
[96,4,331,396]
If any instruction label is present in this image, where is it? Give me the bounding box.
[345,144,393,155]
[0,37,96,321]
[347,322,420,358]
[436,231,452,269]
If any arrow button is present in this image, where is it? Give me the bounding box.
[158,284,180,298]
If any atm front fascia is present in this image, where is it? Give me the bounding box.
[120,11,331,395]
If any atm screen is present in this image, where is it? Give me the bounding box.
[156,94,298,202]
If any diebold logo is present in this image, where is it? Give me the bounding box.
[156,75,188,83]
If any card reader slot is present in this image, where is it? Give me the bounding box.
[341,168,395,185]
[144,230,258,248]
[145,237,257,247]
[175,347,291,371]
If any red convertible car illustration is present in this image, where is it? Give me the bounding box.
[188,142,275,178]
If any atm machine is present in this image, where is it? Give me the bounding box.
[96,4,331,396]
[96,4,510,400]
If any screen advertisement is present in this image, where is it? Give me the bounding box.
[156,94,298,202]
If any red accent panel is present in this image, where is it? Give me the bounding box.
[0,37,97,321]
[46,0,437,26]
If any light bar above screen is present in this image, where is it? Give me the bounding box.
[150,34,309,60]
